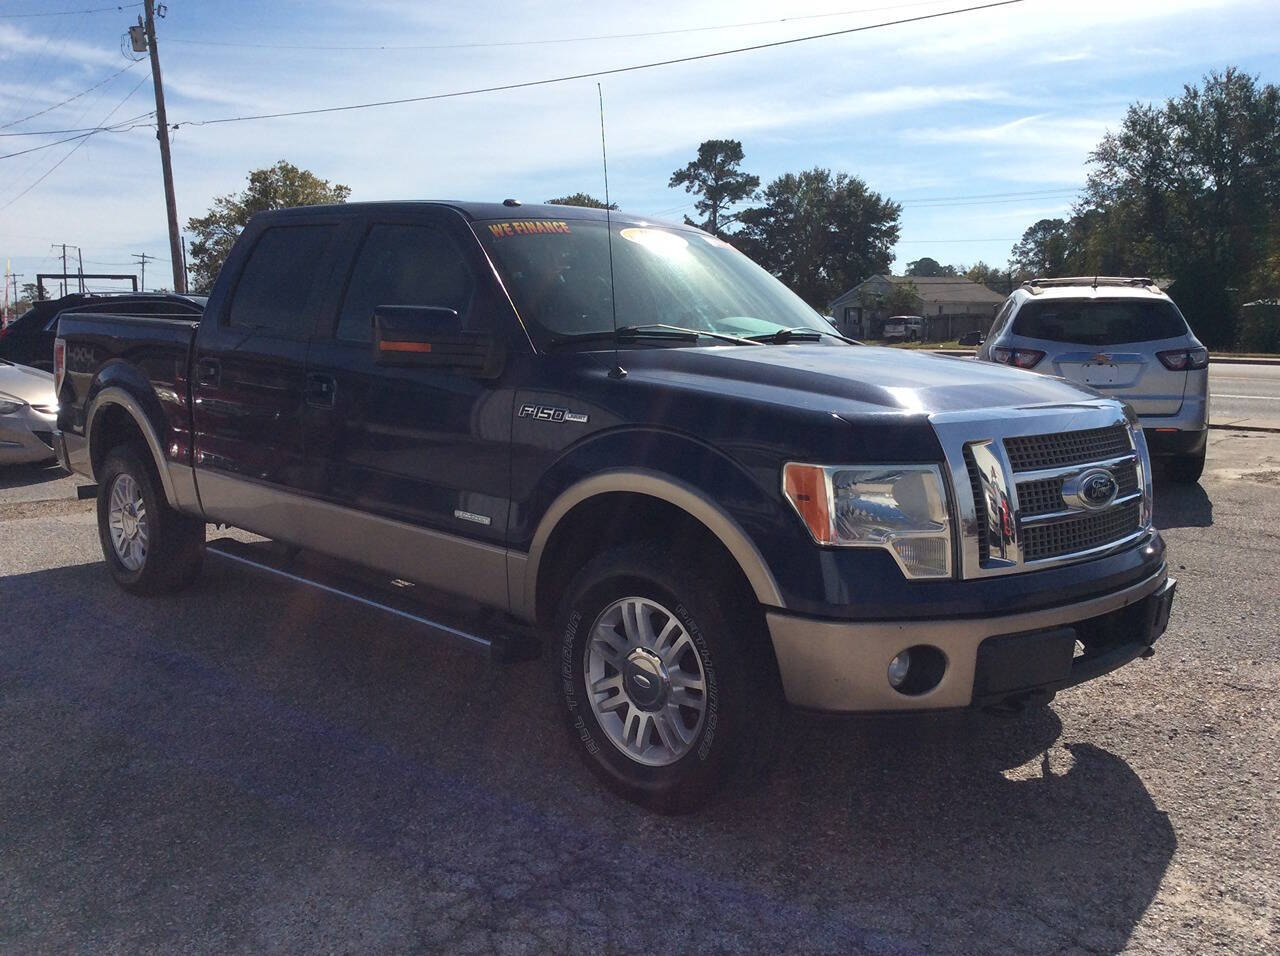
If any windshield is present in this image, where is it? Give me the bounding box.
[475,219,830,344]
[1012,298,1189,345]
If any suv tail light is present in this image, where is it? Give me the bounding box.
[54,338,66,395]
[990,346,1045,369]
[1156,347,1209,370]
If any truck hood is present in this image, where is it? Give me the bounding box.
[627,344,1106,417]
[0,360,56,405]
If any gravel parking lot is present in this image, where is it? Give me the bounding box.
[1,431,1277,954]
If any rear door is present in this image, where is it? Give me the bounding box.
[190,219,346,519]
[1013,298,1190,415]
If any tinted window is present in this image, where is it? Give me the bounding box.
[336,224,476,342]
[476,219,827,343]
[229,225,335,337]
[1012,299,1188,345]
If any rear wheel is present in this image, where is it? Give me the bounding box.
[96,446,205,594]
[1166,447,1206,484]
[554,542,782,813]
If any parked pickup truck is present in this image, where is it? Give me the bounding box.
[55,201,1176,811]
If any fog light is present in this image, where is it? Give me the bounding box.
[888,650,912,688]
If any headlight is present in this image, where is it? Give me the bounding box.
[0,392,26,416]
[782,463,953,579]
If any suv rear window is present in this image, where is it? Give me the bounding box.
[1012,299,1188,345]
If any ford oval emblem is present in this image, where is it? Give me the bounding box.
[1064,468,1119,511]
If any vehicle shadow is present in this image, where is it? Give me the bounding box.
[0,460,66,490]
[1152,474,1213,528]
[0,559,1175,953]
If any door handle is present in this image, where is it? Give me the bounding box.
[196,357,220,386]
[305,372,337,408]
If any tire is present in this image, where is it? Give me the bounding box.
[1166,447,1206,484]
[554,541,782,813]
[96,445,205,595]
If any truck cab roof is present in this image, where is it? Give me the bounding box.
[251,200,690,229]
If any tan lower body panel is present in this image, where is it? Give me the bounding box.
[766,567,1167,712]
[196,470,512,611]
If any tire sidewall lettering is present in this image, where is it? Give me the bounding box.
[676,602,719,762]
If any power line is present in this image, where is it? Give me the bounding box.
[0,111,155,159]
[0,61,142,131]
[0,3,141,18]
[0,114,155,137]
[163,0,952,52]
[175,1,1026,129]
[1,73,151,211]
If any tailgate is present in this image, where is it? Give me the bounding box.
[1051,350,1185,416]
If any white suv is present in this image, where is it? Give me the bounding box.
[978,277,1209,483]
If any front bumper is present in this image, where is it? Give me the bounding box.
[767,566,1173,712]
[0,408,57,464]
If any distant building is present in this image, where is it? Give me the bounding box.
[830,275,1007,341]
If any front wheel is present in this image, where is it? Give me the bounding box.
[555,542,782,812]
[96,445,205,594]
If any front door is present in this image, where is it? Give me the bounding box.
[302,213,523,605]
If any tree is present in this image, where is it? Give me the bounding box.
[736,167,901,309]
[904,257,958,277]
[879,280,922,316]
[1009,218,1073,278]
[1010,68,1280,346]
[545,192,617,209]
[186,160,351,292]
[668,139,760,236]
[965,261,1013,294]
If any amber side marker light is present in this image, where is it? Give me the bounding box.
[782,463,834,545]
[380,341,433,353]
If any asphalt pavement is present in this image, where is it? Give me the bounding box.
[1209,362,1280,429]
[1,434,1278,953]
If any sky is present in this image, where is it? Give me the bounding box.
[2,0,1278,301]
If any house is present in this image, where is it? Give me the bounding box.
[829,275,1007,341]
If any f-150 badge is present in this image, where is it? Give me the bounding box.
[518,403,588,424]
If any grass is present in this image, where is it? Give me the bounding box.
[870,339,973,350]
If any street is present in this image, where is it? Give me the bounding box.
[1,431,1278,953]
[1210,362,1280,429]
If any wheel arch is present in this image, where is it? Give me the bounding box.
[514,469,784,625]
[86,387,182,508]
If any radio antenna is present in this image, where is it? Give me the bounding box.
[598,82,625,379]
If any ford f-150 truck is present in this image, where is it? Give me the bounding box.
[54,201,1175,811]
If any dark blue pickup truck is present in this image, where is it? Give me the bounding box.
[54,201,1175,810]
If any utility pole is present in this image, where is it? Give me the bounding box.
[77,247,85,293]
[133,253,156,292]
[136,0,186,292]
[60,243,68,297]
[3,271,22,327]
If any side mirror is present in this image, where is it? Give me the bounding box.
[373,305,503,378]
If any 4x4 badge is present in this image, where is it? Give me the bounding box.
[518,403,588,424]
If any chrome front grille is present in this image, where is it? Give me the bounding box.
[1022,501,1142,561]
[1015,459,1139,519]
[962,446,990,564]
[1004,424,1132,472]
[930,404,1153,579]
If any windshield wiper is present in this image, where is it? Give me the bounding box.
[545,323,762,350]
[747,326,865,345]
[746,327,825,343]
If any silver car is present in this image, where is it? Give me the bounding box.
[978,277,1208,482]
[0,360,58,465]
